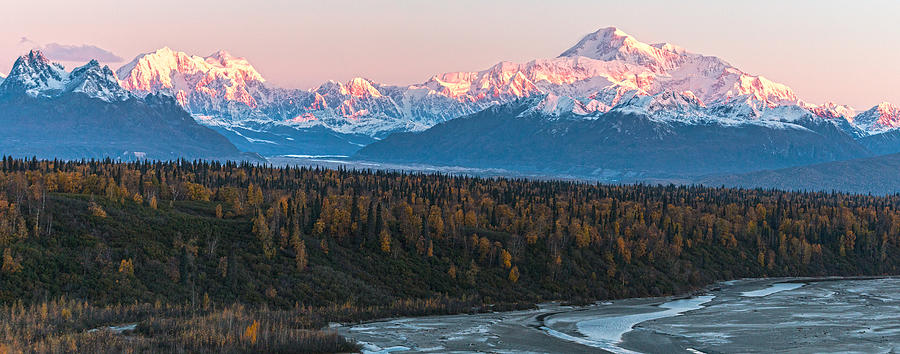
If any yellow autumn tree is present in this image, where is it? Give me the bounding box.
[89,201,107,218]
[242,320,259,345]
[294,238,308,271]
[500,249,512,269]
[118,259,134,276]
[427,206,444,239]
[1,248,22,274]
[509,265,520,283]
[252,210,275,259]
[379,229,391,253]
[247,184,263,207]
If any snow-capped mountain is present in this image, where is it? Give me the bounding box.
[110,27,894,157]
[851,103,900,156]
[556,28,799,107]
[352,27,889,181]
[0,50,251,162]
[113,27,817,156]
[412,26,802,119]
[117,47,265,110]
[853,103,900,133]
[806,101,856,121]
[0,50,131,102]
[802,101,900,137]
[2,27,897,183]
[115,48,479,153]
[356,95,869,181]
[559,27,685,72]
[0,50,69,97]
[66,60,132,102]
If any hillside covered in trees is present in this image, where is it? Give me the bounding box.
[2,156,900,351]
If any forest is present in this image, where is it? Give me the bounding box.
[1,156,899,352]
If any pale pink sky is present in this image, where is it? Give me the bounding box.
[2,0,898,109]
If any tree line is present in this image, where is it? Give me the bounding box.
[1,156,899,307]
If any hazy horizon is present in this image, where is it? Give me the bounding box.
[3,0,898,109]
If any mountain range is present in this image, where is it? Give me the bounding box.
[355,96,868,181]
[0,50,250,161]
[353,28,900,181]
[107,27,899,157]
[1,26,899,187]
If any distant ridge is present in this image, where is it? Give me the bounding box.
[700,153,900,195]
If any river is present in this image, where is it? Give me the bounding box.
[338,277,900,353]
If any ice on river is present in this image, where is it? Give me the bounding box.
[740,282,804,297]
[574,295,715,350]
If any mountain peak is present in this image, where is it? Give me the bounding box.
[0,51,131,102]
[205,50,250,69]
[559,27,634,58]
[117,47,265,108]
[343,77,382,98]
[612,89,706,117]
[651,42,687,55]
[0,50,69,97]
[873,102,900,122]
[67,60,130,102]
[591,26,630,40]
[850,102,900,133]
[876,102,898,113]
[210,49,232,59]
[314,77,383,99]
[558,26,685,72]
[805,101,856,121]
[22,49,52,65]
[15,50,63,73]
